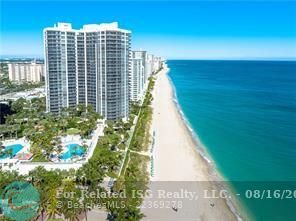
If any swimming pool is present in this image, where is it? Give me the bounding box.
[60,143,85,160]
[0,144,24,159]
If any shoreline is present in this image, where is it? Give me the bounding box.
[166,68,246,221]
[143,63,244,221]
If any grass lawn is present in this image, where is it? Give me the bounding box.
[32,154,49,162]
[66,128,81,135]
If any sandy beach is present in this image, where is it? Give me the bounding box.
[142,64,239,221]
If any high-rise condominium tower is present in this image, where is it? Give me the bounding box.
[44,22,131,120]
[129,51,146,102]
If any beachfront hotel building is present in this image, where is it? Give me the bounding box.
[44,22,131,120]
[8,61,44,83]
[153,56,163,73]
[146,54,162,77]
[129,51,146,102]
[129,51,163,103]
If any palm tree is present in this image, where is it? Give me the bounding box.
[60,180,82,221]
[60,118,68,133]
[46,188,61,219]
[80,190,94,221]
[77,160,104,188]
[29,167,64,220]
[56,144,63,156]
[5,148,13,158]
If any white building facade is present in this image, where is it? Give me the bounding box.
[129,51,146,102]
[129,51,163,103]
[44,22,131,120]
[147,54,163,76]
[8,62,44,83]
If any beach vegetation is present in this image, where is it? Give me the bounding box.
[1,97,102,161]
[106,76,156,220]
[0,68,162,220]
[130,78,155,152]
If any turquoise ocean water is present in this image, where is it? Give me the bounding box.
[167,60,296,221]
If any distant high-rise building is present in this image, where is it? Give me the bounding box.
[153,56,163,72]
[129,51,163,103]
[129,51,145,102]
[146,54,163,77]
[146,54,154,79]
[8,62,44,83]
[44,22,131,120]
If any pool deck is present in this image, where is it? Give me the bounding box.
[0,138,31,160]
[1,120,105,175]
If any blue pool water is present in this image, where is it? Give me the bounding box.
[0,144,24,159]
[61,143,85,160]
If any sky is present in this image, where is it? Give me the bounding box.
[0,0,296,59]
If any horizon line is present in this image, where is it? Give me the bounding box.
[1,55,296,62]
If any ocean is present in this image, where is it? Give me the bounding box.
[167,60,296,221]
